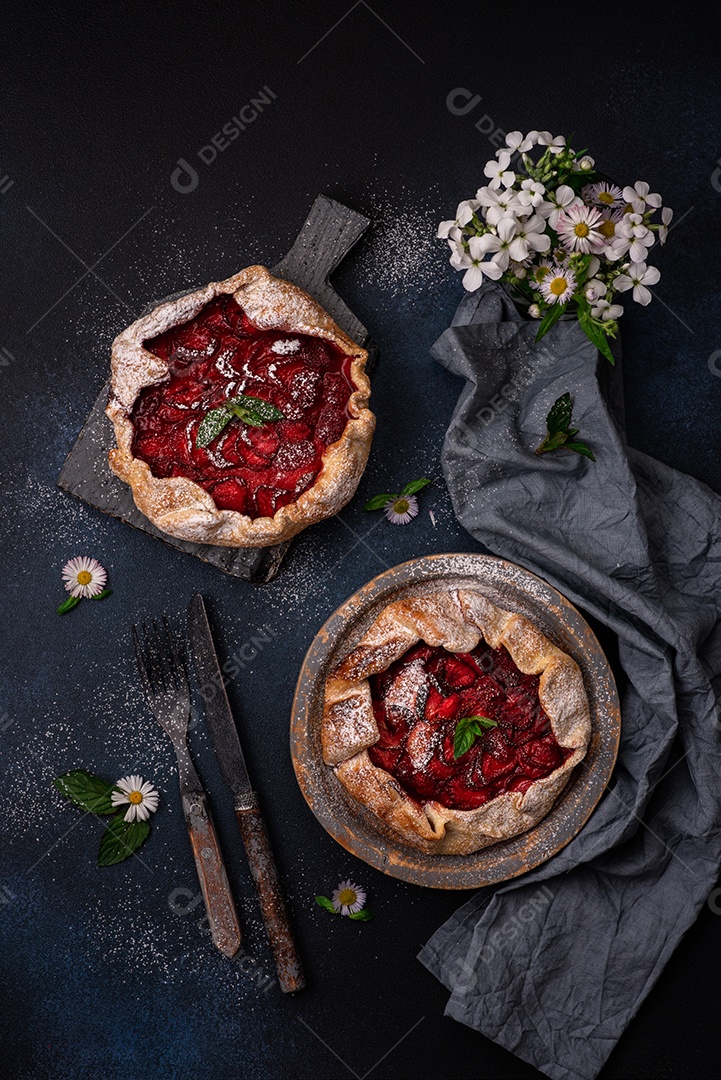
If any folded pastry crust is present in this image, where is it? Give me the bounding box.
[106,265,375,547]
[323,590,591,855]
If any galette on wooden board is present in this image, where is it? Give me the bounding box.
[106,265,374,548]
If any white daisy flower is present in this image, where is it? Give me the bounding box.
[591,298,624,321]
[111,775,160,823]
[539,267,577,305]
[384,494,419,525]
[596,209,624,248]
[61,556,107,598]
[556,204,606,253]
[614,261,660,306]
[532,258,554,284]
[331,880,367,916]
[582,181,624,209]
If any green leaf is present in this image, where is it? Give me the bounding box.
[315,895,336,913]
[535,301,568,343]
[400,478,433,497]
[453,715,497,759]
[53,770,116,814]
[546,393,572,436]
[226,403,266,427]
[363,493,395,511]
[91,589,113,601]
[57,595,81,616]
[535,431,569,455]
[348,908,374,921]
[578,311,616,365]
[565,441,597,461]
[230,395,284,422]
[97,816,150,867]
[196,405,234,448]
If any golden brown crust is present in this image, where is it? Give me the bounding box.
[322,588,591,855]
[106,265,375,547]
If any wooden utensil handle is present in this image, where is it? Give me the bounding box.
[235,805,305,993]
[182,792,242,958]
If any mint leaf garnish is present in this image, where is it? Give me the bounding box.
[348,908,374,921]
[196,394,285,447]
[535,393,595,461]
[196,405,234,448]
[231,395,284,423]
[57,595,81,616]
[97,816,151,867]
[53,770,116,814]
[453,715,498,759]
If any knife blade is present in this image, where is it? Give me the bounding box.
[187,593,305,993]
[187,593,255,811]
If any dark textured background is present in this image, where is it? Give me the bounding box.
[2,5,720,1079]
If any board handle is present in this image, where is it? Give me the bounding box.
[272,194,371,347]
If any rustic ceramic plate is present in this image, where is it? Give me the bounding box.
[290,553,620,889]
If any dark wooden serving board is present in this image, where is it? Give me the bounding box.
[57,195,376,584]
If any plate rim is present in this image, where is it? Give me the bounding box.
[290,552,620,889]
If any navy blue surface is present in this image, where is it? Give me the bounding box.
[1,5,720,1079]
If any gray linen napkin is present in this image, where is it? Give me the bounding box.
[417,281,721,1080]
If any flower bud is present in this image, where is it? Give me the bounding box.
[578,156,595,171]
[528,304,542,318]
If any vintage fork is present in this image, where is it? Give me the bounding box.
[132,617,242,958]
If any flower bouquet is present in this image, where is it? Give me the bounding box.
[438,131,672,363]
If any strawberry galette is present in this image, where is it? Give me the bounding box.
[322,589,591,855]
[107,265,374,547]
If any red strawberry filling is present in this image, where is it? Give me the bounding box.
[130,294,357,517]
[367,642,574,811]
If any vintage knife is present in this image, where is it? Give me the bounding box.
[187,593,305,993]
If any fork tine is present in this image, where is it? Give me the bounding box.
[132,622,154,696]
[157,618,178,691]
[150,619,171,691]
[162,616,186,689]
